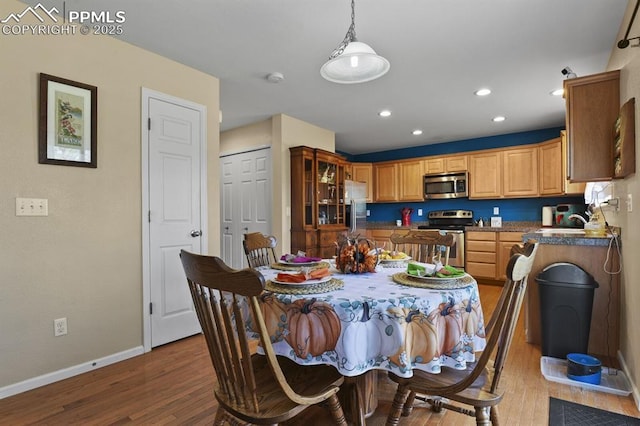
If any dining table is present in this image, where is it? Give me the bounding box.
[249,259,487,424]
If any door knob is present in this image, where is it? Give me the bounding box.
[190,230,202,237]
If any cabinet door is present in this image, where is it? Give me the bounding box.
[497,232,523,280]
[560,131,586,195]
[445,155,468,172]
[469,152,502,198]
[374,163,399,202]
[503,147,538,197]
[538,138,563,195]
[352,163,373,202]
[424,158,445,174]
[398,160,424,201]
[564,70,619,181]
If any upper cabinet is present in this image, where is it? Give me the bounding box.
[503,146,538,197]
[564,70,620,182]
[424,155,467,174]
[373,162,399,202]
[560,131,586,195]
[469,151,502,198]
[398,160,424,201]
[351,162,374,201]
[538,138,563,196]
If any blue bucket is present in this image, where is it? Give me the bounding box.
[567,353,601,385]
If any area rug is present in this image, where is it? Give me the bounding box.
[549,397,640,425]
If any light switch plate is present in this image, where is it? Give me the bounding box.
[490,216,502,228]
[493,207,500,215]
[16,198,48,216]
[417,209,423,216]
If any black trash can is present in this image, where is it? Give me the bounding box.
[536,263,599,359]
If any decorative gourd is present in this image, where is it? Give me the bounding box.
[461,298,485,338]
[336,234,378,273]
[388,307,438,368]
[338,302,402,369]
[285,298,341,359]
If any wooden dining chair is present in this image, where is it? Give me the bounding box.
[389,230,454,264]
[180,251,347,426]
[243,232,278,268]
[385,241,539,426]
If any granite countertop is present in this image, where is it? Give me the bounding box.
[366,221,620,247]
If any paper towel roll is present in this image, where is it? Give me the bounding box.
[542,206,555,227]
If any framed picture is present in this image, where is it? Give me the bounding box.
[39,73,97,168]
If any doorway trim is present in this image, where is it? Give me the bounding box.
[141,88,208,352]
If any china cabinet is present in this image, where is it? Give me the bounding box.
[290,146,348,258]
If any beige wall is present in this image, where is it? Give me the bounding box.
[0,0,219,389]
[220,114,335,255]
[607,1,640,408]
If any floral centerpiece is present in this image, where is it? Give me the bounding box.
[335,234,378,273]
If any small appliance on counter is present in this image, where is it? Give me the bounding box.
[400,207,413,226]
[554,204,587,228]
[542,206,555,227]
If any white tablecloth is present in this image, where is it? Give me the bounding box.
[252,264,487,378]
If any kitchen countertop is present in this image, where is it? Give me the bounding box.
[366,221,620,247]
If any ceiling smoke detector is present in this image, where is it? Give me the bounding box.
[266,72,285,83]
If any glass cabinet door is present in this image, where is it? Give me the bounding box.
[304,157,314,227]
[316,155,345,226]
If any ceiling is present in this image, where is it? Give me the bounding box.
[28,0,629,155]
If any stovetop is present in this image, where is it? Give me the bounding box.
[419,209,474,229]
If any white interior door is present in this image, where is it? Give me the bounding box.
[147,94,205,347]
[220,148,272,269]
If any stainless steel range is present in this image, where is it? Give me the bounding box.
[418,209,474,269]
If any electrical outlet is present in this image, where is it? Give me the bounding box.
[628,194,633,212]
[493,207,500,215]
[366,209,370,217]
[16,198,48,216]
[54,318,67,336]
[417,209,423,216]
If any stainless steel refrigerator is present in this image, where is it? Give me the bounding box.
[344,180,367,234]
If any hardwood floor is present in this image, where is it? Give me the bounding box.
[1,284,638,425]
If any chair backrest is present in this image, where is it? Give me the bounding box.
[243,232,277,268]
[390,230,454,264]
[179,251,303,415]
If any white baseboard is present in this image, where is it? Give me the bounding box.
[617,350,640,411]
[0,346,145,400]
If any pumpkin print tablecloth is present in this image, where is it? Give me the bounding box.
[249,265,487,378]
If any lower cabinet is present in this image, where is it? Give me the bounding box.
[497,232,524,280]
[367,228,409,250]
[465,231,497,279]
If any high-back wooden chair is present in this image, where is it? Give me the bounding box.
[390,230,454,264]
[243,232,278,268]
[385,241,539,426]
[180,251,347,425]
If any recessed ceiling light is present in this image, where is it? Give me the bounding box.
[475,88,491,96]
[550,88,564,96]
[412,129,423,136]
[492,116,506,122]
[379,110,391,117]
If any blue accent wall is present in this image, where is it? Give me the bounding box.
[340,127,586,223]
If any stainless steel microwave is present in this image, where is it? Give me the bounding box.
[424,171,469,199]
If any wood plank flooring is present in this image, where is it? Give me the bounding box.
[1,284,638,425]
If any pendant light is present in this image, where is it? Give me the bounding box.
[320,0,390,84]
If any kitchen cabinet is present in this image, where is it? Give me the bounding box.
[613,98,636,179]
[290,146,348,258]
[373,162,399,202]
[398,160,424,201]
[503,146,538,197]
[468,152,502,198]
[560,131,586,195]
[538,138,563,195]
[367,228,409,250]
[424,155,468,174]
[465,231,497,279]
[497,232,524,280]
[564,70,620,182]
[351,162,373,201]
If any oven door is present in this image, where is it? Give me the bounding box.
[441,230,465,269]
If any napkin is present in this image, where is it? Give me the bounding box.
[275,268,331,283]
[406,261,437,277]
[280,254,323,263]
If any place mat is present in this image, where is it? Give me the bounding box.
[548,397,640,425]
[391,272,474,289]
[266,277,344,294]
[270,261,330,271]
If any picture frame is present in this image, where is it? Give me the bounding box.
[39,73,97,168]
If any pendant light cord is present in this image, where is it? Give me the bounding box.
[618,0,640,48]
[329,0,357,59]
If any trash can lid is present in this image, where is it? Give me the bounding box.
[535,262,599,288]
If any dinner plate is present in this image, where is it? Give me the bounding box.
[405,271,469,280]
[278,260,321,267]
[271,275,332,285]
[378,256,412,263]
